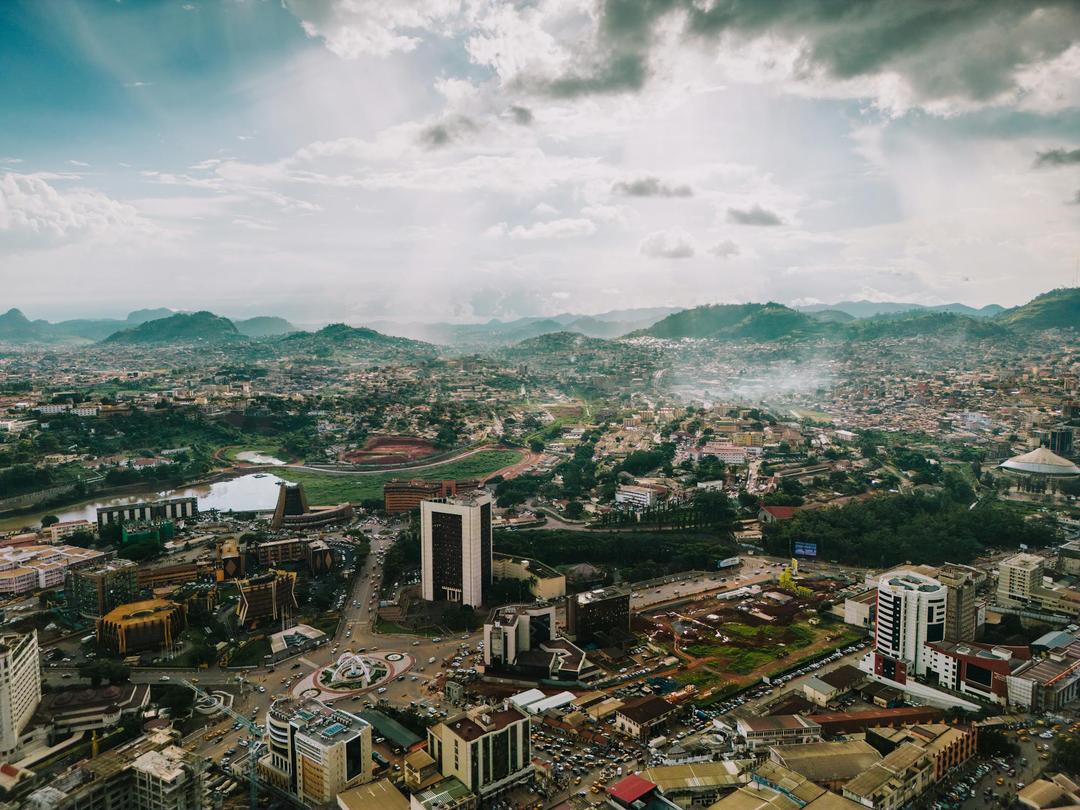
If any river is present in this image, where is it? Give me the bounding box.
[0,472,289,531]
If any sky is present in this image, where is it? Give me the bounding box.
[1,0,1079,324]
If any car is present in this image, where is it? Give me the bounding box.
[159,675,170,681]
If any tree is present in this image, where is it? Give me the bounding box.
[529,439,545,453]
[564,501,585,520]
[978,729,1019,758]
[77,659,131,687]
[41,515,59,528]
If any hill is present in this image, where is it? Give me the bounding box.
[995,287,1080,330]
[234,316,297,337]
[103,311,241,344]
[798,300,1004,319]
[636,303,829,341]
[278,323,439,361]
[844,311,1014,341]
[0,309,54,343]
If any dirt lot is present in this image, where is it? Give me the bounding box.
[341,435,439,464]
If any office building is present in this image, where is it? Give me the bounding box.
[426,704,532,798]
[383,478,480,515]
[567,585,631,646]
[270,482,353,531]
[0,632,42,759]
[236,571,298,627]
[420,493,493,608]
[261,697,373,806]
[735,715,822,751]
[936,564,978,643]
[491,553,566,600]
[614,484,660,511]
[65,559,140,620]
[96,497,197,530]
[483,604,556,668]
[254,537,335,575]
[46,519,95,543]
[1006,631,1080,710]
[613,696,679,742]
[97,599,186,656]
[1059,540,1080,577]
[997,553,1043,605]
[873,570,947,679]
[216,537,244,580]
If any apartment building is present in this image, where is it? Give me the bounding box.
[0,632,42,759]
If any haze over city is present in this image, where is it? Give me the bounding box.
[2,0,1079,323]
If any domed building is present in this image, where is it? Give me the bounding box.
[96,598,185,656]
[999,447,1080,477]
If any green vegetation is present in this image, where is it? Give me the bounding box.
[76,659,131,687]
[276,449,522,505]
[495,528,736,582]
[103,311,240,343]
[229,637,271,667]
[765,492,1059,567]
[996,286,1080,330]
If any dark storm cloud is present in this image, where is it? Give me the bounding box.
[612,176,693,197]
[509,105,534,125]
[727,204,783,226]
[1034,148,1080,167]
[418,115,478,148]
[539,0,1079,104]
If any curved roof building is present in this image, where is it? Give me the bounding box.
[999,447,1080,477]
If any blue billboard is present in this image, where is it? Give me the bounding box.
[793,542,817,557]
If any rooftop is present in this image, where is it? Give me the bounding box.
[1000,447,1080,476]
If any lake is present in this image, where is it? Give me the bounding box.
[0,473,289,531]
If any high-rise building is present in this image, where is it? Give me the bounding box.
[567,585,632,646]
[484,604,556,668]
[936,564,978,643]
[996,553,1044,606]
[426,704,532,798]
[420,493,493,608]
[65,559,140,620]
[0,632,43,759]
[236,571,298,627]
[383,478,480,515]
[260,697,373,806]
[873,571,947,679]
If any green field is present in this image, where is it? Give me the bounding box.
[683,621,858,676]
[276,449,524,505]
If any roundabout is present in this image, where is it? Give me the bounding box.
[291,649,413,701]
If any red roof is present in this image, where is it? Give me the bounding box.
[608,774,655,805]
[762,506,798,519]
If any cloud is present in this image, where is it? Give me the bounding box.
[285,0,468,58]
[534,0,1080,113]
[1034,148,1080,167]
[67,160,90,168]
[639,229,695,259]
[0,172,156,247]
[496,218,598,241]
[727,204,784,226]
[709,240,740,258]
[612,176,693,198]
[509,105,534,125]
[418,115,478,149]
[123,81,154,88]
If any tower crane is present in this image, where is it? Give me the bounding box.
[182,679,301,810]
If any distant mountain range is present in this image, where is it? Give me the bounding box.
[0,308,298,344]
[1,288,1075,351]
[367,306,683,346]
[797,301,1005,319]
[633,287,1079,343]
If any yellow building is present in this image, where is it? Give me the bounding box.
[96,599,185,656]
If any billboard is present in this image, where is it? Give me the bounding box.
[793,542,817,557]
[717,556,741,569]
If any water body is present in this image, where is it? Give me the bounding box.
[0,473,288,531]
[234,451,287,465]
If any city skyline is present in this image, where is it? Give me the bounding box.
[1,1,1079,323]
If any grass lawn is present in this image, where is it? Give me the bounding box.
[276,449,523,505]
[230,637,271,667]
[684,620,838,675]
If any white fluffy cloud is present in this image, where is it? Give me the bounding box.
[0,173,156,247]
